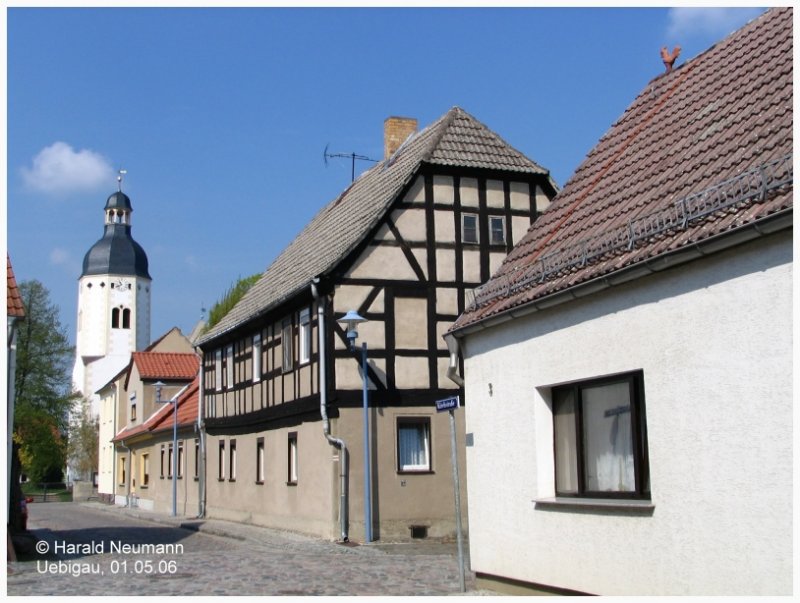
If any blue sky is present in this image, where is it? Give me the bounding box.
[5,5,769,345]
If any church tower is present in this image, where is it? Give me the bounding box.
[72,179,151,411]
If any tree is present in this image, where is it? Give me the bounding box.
[67,398,99,480]
[13,280,76,483]
[204,273,261,332]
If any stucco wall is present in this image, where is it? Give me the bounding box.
[461,232,792,595]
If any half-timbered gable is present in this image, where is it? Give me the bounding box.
[196,107,557,540]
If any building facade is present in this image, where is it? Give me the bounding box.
[448,8,792,595]
[196,108,557,541]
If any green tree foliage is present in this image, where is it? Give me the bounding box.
[204,273,261,332]
[14,280,76,483]
[67,397,99,480]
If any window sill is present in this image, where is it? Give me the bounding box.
[397,469,434,475]
[228,478,236,483]
[255,481,264,486]
[534,497,654,514]
[286,481,297,487]
[217,478,226,482]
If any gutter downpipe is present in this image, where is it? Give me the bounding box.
[444,333,464,388]
[196,358,206,518]
[311,278,349,542]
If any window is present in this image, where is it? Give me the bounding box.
[462,214,479,244]
[130,393,137,422]
[194,439,200,480]
[299,308,311,364]
[552,372,649,499]
[287,432,298,484]
[122,308,131,329]
[225,345,234,389]
[119,457,126,485]
[141,454,150,487]
[167,444,174,478]
[177,441,185,479]
[256,437,265,484]
[397,417,431,472]
[489,216,505,245]
[252,333,262,383]
[229,439,237,481]
[218,441,225,481]
[282,318,293,372]
[160,445,166,479]
[112,308,120,329]
[215,349,222,392]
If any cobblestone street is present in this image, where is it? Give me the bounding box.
[7,502,486,596]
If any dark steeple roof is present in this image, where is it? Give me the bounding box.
[81,190,151,279]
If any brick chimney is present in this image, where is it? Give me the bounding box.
[384,116,418,159]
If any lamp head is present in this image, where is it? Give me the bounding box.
[338,310,367,350]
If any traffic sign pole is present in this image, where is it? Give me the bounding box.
[437,395,466,593]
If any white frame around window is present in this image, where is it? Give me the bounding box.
[299,308,311,364]
[215,349,222,392]
[177,441,185,479]
[489,215,505,245]
[397,417,431,473]
[218,441,225,481]
[462,213,479,244]
[225,345,234,390]
[141,453,150,487]
[252,333,262,383]
[282,318,294,373]
[288,432,298,484]
[256,437,265,484]
[167,444,174,478]
[229,439,237,481]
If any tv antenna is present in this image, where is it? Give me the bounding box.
[323,144,379,182]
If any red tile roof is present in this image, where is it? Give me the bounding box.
[454,8,792,333]
[114,377,199,441]
[7,255,25,319]
[132,352,199,381]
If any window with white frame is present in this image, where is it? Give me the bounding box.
[215,349,222,392]
[252,333,262,383]
[397,417,431,472]
[299,308,311,364]
[462,214,479,244]
[489,216,505,245]
[160,445,166,479]
[194,439,200,480]
[287,432,298,484]
[167,444,174,478]
[229,439,237,481]
[282,318,293,372]
[256,437,265,484]
[218,441,225,481]
[141,454,150,487]
[552,371,650,499]
[177,441,184,479]
[225,345,234,389]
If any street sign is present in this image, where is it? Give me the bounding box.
[435,396,460,412]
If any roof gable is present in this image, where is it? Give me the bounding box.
[199,106,553,344]
[130,352,199,382]
[114,377,199,441]
[454,8,792,332]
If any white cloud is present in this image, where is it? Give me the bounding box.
[666,8,764,40]
[50,247,81,275]
[21,142,115,196]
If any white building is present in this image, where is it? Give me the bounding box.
[71,186,152,481]
[447,8,792,596]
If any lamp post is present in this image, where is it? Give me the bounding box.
[338,310,371,543]
[155,381,178,517]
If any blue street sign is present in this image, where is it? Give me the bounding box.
[435,396,460,412]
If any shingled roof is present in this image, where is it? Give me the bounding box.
[7,255,25,320]
[126,352,199,388]
[199,106,554,345]
[452,8,793,334]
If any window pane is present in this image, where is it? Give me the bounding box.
[490,217,505,244]
[553,388,578,494]
[398,421,430,471]
[582,381,635,493]
[462,214,478,243]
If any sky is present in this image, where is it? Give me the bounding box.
[5,4,771,346]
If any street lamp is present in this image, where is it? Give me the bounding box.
[155,381,178,517]
[338,310,371,543]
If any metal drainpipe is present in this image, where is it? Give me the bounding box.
[196,358,206,518]
[311,278,349,542]
[444,333,465,388]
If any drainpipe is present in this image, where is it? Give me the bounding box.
[196,357,206,518]
[311,278,349,542]
[444,333,464,388]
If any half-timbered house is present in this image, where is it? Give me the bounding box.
[195,107,558,541]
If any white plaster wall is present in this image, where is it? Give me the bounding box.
[462,232,792,595]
